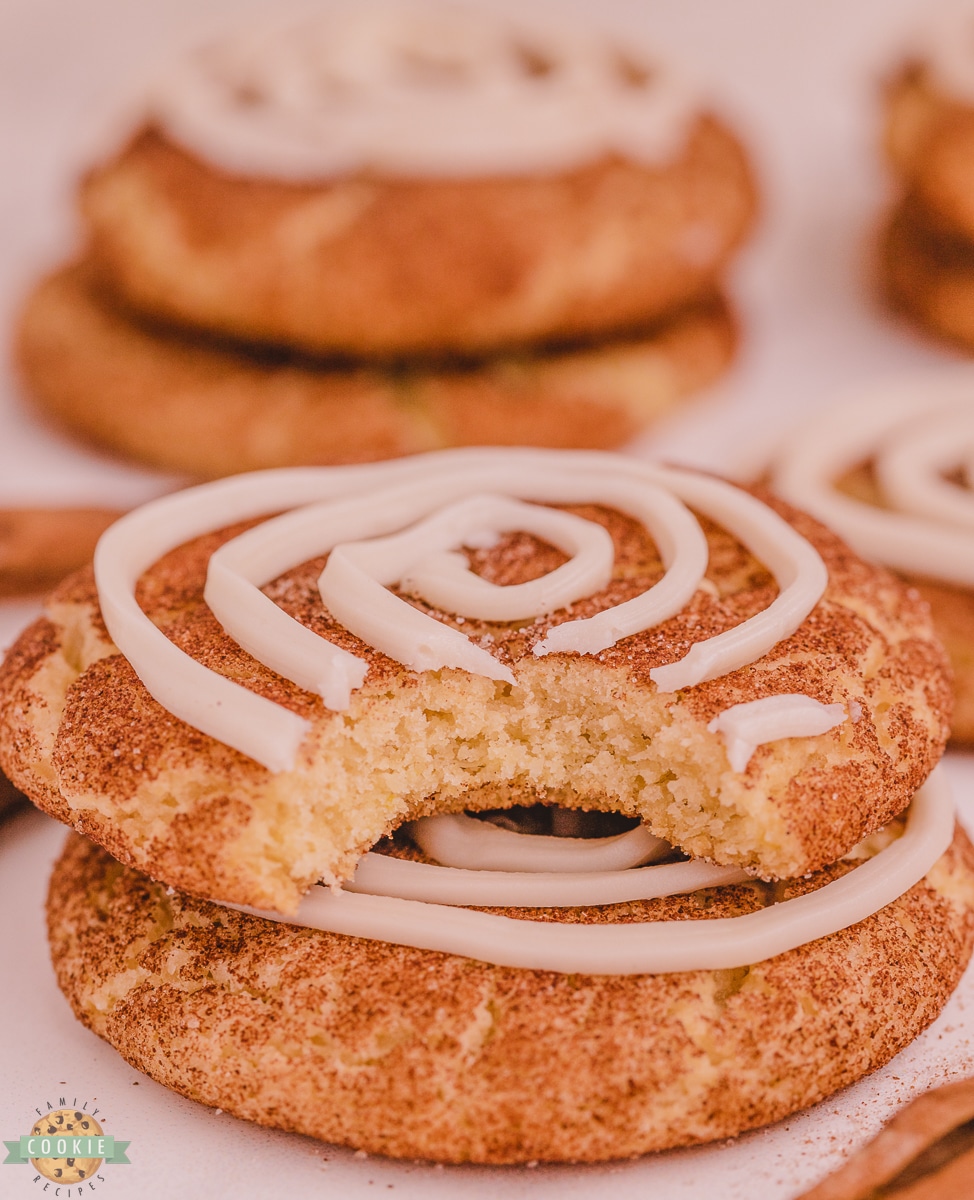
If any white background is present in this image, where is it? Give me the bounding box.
[2,1,974,1197]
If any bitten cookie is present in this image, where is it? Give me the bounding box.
[0,449,950,913]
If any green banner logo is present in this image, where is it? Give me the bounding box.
[4,1103,131,1183]
[4,1135,130,1164]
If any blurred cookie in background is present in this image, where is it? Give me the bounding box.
[772,369,974,744]
[796,1076,974,1199]
[18,261,736,477]
[881,11,974,347]
[0,768,25,822]
[16,2,757,475]
[0,506,121,597]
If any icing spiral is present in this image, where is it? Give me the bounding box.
[145,3,699,179]
[93,447,828,774]
[772,371,974,587]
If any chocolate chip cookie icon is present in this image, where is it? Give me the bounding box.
[29,1109,103,1183]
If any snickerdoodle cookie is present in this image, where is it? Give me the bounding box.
[15,6,757,475]
[16,260,735,477]
[79,6,757,359]
[0,449,951,913]
[0,504,122,597]
[880,23,974,348]
[45,816,974,1162]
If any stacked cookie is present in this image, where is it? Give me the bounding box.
[881,19,974,348]
[16,5,757,477]
[2,447,972,1161]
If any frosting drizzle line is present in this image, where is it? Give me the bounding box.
[93,448,828,772]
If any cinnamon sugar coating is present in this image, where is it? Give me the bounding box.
[0,491,951,911]
[46,828,974,1163]
[79,118,756,358]
[15,260,735,477]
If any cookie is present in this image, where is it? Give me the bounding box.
[880,25,974,350]
[880,197,974,351]
[0,505,122,597]
[45,822,974,1162]
[0,449,950,913]
[884,58,974,246]
[16,261,735,477]
[772,372,974,743]
[79,7,757,358]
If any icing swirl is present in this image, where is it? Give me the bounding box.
[93,448,828,773]
[144,3,699,179]
[772,370,974,587]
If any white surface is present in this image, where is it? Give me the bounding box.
[2,0,974,1197]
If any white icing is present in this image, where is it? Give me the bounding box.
[874,415,974,531]
[408,812,670,873]
[144,3,700,179]
[345,850,749,908]
[772,370,974,588]
[222,767,953,975]
[708,695,848,774]
[396,497,614,621]
[93,448,828,773]
[317,492,616,679]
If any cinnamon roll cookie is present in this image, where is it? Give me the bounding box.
[773,371,974,743]
[78,5,756,358]
[5,447,965,1160]
[0,448,950,911]
[15,4,756,474]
